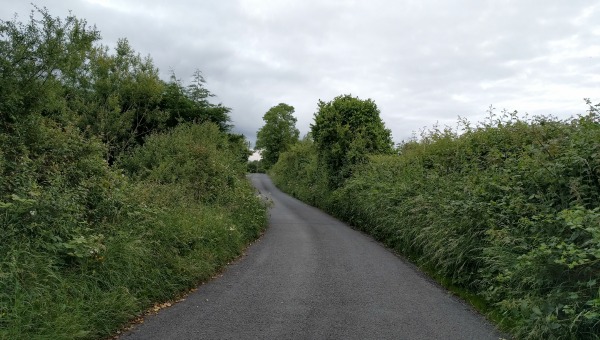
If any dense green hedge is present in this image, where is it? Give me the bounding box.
[0,8,267,339]
[271,106,600,339]
[0,121,267,340]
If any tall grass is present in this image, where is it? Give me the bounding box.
[271,104,600,339]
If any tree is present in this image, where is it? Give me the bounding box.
[0,7,125,258]
[0,6,100,130]
[311,94,393,188]
[227,132,253,164]
[0,6,105,195]
[255,103,300,168]
[74,39,167,162]
[160,70,232,132]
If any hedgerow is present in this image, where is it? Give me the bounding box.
[0,8,266,339]
[272,103,600,339]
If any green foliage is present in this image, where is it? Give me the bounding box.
[73,38,167,161]
[0,56,118,272]
[160,70,232,132]
[0,7,266,340]
[0,122,266,340]
[247,159,266,173]
[273,102,600,339]
[255,103,300,168]
[311,94,394,188]
[1,6,232,164]
[119,123,246,203]
[227,133,253,165]
[0,6,100,126]
[270,137,329,206]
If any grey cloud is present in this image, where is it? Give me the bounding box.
[3,0,599,146]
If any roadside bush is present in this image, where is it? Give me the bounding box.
[0,115,136,338]
[0,7,267,339]
[270,138,328,206]
[119,123,241,202]
[118,122,267,242]
[247,159,266,173]
[272,103,600,339]
[0,122,267,339]
[311,94,394,189]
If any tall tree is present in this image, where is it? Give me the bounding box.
[311,94,393,188]
[255,103,300,169]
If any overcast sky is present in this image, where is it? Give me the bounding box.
[3,1,599,146]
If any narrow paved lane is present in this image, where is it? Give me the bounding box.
[123,174,503,340]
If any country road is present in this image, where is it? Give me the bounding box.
[123,174,504,340]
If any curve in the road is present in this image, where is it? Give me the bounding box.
[123,174,504,340]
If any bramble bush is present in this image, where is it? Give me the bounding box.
[272,102,600,339]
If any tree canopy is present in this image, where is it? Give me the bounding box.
[160,70,232,132]
[311,94,393,188]
[0,7,234,164]
[255,103,300,169]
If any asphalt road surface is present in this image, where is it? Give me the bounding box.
[123,174,504,340]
